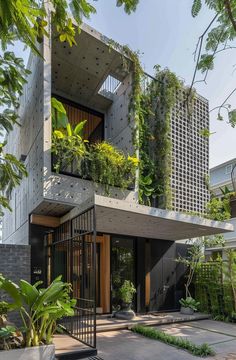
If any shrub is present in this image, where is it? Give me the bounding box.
[132,325,215,357]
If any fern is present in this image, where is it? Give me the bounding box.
[191,0,202,17]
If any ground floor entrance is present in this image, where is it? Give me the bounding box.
[31,225,188,317]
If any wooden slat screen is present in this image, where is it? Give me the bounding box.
[63,102,103,142]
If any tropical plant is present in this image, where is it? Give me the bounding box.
[0,325,22,351]
[176,236,225,299]
[87,142,138,193]
[0,275,76,348]
[119,280,136,304]
[0,302,10,328]
[51,97,69,130]
[179,297,200,311]
[52,122,88,173]
[205,195,232,221]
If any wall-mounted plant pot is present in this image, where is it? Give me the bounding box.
[180,306,194,315]
[0,344,55,360]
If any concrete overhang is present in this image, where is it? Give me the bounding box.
[51,23,131,111]
[64,195,234,241]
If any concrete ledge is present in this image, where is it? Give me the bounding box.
[96,312,211,333]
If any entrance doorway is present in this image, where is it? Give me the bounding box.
[111,236,135,311]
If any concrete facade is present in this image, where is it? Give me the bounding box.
[2,23,136,244]
[2,21,225,249]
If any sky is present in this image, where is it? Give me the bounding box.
[14,0,236,168]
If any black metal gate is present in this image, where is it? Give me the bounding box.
[46,207,96,348]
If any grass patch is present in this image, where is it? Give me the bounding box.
[131,324,215,357]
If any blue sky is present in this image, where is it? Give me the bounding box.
[15,0,236,167]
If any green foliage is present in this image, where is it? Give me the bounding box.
[138,67,184,208]
[191,0,236,124]
[52,117,138,193]
[179,297,200,311]
[87,142,138,193]
[0,275,76,348]
[116,0,139,14]
[192,0,202,17]
[0,302,9,317]
[199,128,215,137]
[0,142,28,215]
[229,109,236,128]
[177,236,225,299]
[195,250,236,321]
[0,325,22,351]
[119,280,136,304]
[51,97,68,129]
[205,194,232,221]
[197,54,214,73]
[52,123,88,173]
[132,325,215,357]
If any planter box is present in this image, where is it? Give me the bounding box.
[0,344,55,360]
[180,306,194,315]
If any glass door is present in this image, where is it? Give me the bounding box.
[111,236,135,311]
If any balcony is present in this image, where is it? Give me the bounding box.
[51,96,137,193]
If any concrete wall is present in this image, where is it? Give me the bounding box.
[105,73,134,155]
[2,50,45,244]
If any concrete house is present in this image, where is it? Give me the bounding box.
[2,21,233,352]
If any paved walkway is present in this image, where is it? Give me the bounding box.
[97,319,236,360]
[96,312,209,332]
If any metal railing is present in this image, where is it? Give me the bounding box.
[98,75,121,99]
[60,298,96,348]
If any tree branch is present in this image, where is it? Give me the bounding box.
[224,0,236,32]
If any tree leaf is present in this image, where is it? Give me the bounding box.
[191,0,202,17]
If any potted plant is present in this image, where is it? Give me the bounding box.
[179,297,200,315]
[115,280,136,320]
[0,275,76,360]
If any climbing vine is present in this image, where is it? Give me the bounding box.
[106,39,192,208]
[139,67,183,208]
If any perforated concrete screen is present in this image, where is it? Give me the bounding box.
[171,93,210,213]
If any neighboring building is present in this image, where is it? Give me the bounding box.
[206,158,236,258]
[2,21,232,354]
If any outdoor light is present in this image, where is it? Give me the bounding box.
[232,164,236,193]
